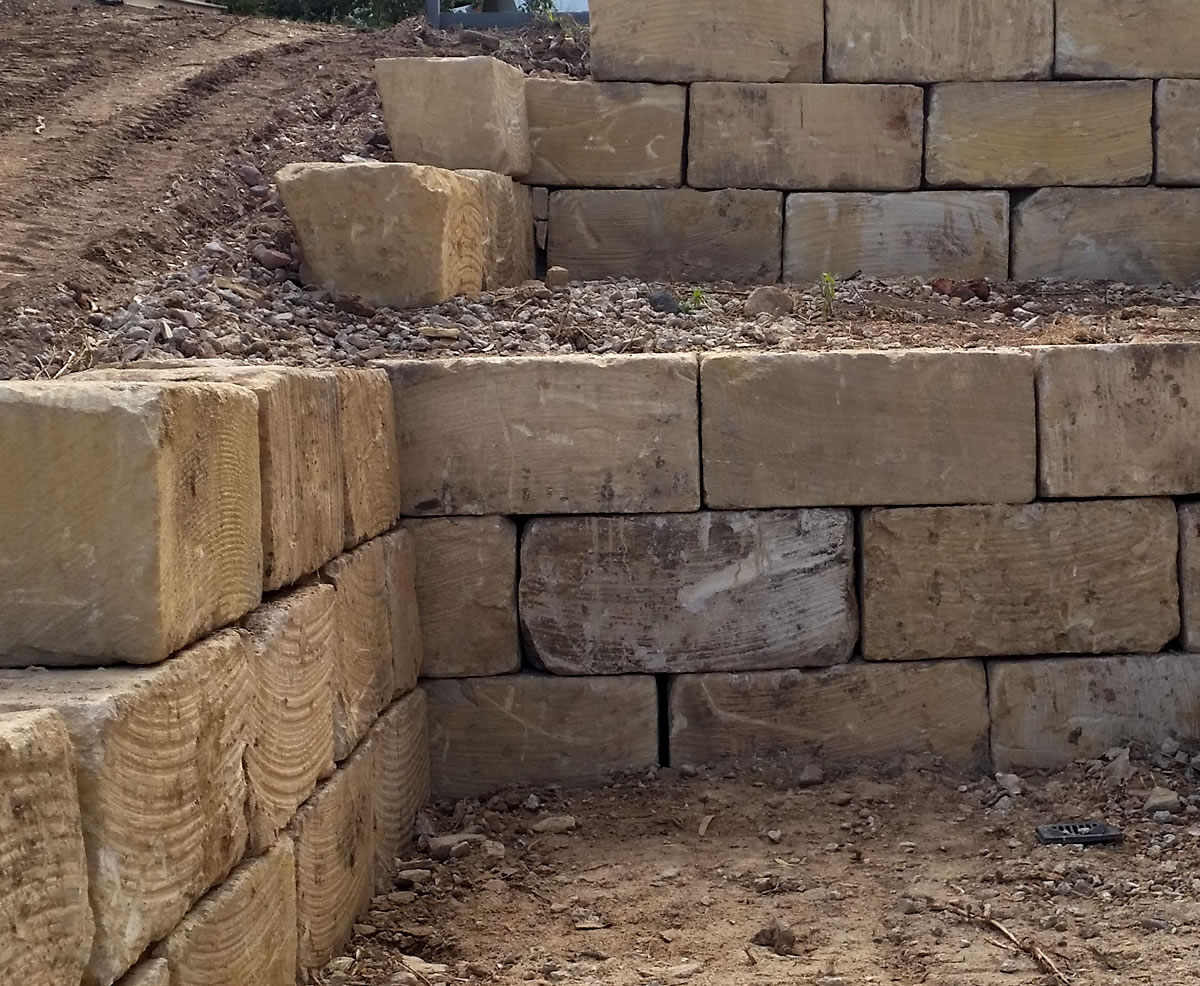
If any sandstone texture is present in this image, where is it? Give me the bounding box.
[1056,0,1200,78]
[382,529,423,696]
[115,960,168,986]
[458,170,535,289]
[370,691,430,893]
[1155,80,1200,185]
[335,368,401,549]
[1180,502,1200,652]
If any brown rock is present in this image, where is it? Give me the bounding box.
[252,244,294,270]
[743,285,793,318]
[115,960,169,986]
[1155,80,1200,185]
[382,529,423,695]
[1056,0,1200,78]
[334,368,401,549]
[369,691,430,893]
[544,265,570,289]
[459,170,535,289]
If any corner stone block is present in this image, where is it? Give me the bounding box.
[382,529,423,696]
[376,56,530,176]
[0,380,261,666]
[114,960,168,986]
[458,170,535,290]
[370,691,430,893]
[519,510,858,675]
[0,710,93,986]
[1056,0,1200,79]
[382,354,700,515]
[688,83,923,191]
[548,188,782,282]
[783,191,1010,282]
[861,501,1179,661]
[1180,503,1200,652]
[589,0,823,83]
[0,631,251,986]
[990,654,1200,770]
[701,350,1036,508]
[424,674,659,800]
[276,162,485,309]
[1155,81,1200,185]
[401,517,519,678]
[335,368,401,550]
[670,662,990,769]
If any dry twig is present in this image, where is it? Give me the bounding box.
[931,899,1072,985]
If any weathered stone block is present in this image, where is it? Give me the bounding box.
[926,81,1152,187]
[458,170,535,289]
[0,381,261,666]
[826,0,1053,82]
[335,368,401,550]
[861,501,1179,660]
[520,511,857,675]
[370,691,430,893]
[1012,188,1200,283]
[701,350,1036,508]
[115,960,168,986]
[990,654,1200,769]
[383,355,700,515]
[277,162,485,309]
[382,529,423,696]
[402,517,519,678]
[1180,503,1200,652]
[532,186,549,221]
[670,662,989,768]
[784,191,1010,282]
[0,632,251,986]
[1056,0,1200,78]
[0,710,93,986]
[688,84,923,190]
[376,56,530,175]
[155,838,296,986]
[424,674,658,799]
[590,0,823,83]
[548,188,782,281]
[1156,81,1200,185]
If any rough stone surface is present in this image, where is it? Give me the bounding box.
[701,350,1036,507]
[826,0,1054,82]
[670,662,990,768]
[0,709,93,986]
[402,517,519,678]
[382,529,423,696]
[784,191,1010,281]
[1180,502,1200,652]
[531,185,549,220]
[335,368,401,549]
[375,56,530,175]
[0,380,261,666]
[990,654,1200,769]
[926,81,1153,187]
[370,691,430,893]
[458,170,535,290]
[1056,0,1200,78]
[276,162,485,309]
[424,674,659,799]
[861,501,1180,660]
[383,355,700,515]
[1155,80,1200,185]
[520,510,858,674]
[688,84,924,191]
[590,0,823,83]
[115,960,168,986]
[548,188,783,282]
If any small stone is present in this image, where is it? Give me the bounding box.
[354,923,378,936]
[816,977,847,986]
[1162,737,1181,756]
[830,791,853,806]
[396,868,434,886]
[523,794,540,811]
[766,829,782,844]
[252,244,294,270]
[1145,787,1182,814]
[993,795,1014,812]
[797,762,824,787]
[334,293,377,317]
[1153,810,1174,824]
[532,814,576,834]
[999,958,1020,974]
[647,290,681,314]
[995,772,1023,796]
[744,285,794,318]
[232,162,266,187]
[544,266,570,290]
[482,839,506,861]
[420,325,461,340]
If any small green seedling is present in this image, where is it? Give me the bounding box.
[820,272,837,319]
[680,287,709,313]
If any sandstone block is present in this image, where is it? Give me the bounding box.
[926,81,1152,187]
[1180,503,1200,651]
[688,84,923,191]
[402,517,519,678]
[548,188,782,282]
[277,162,485,309]
[376,56,530,175]
[670,662,989,768]
[520,511,857,675]
[532,186,549,221]
[701,350,1036,508]
[784,191,1009,282]
[861,501,1179,661]
[382,529,423,695]
[826,0,1053,82]
[424,675,658,799]
[335,368,401,549]
[1156,81,1200,185]
[1056,0,1200,78]
[155,838,296,986]
[370,691,430,893]
[0,631,251,986]
[0,710,93,986]
[383,355,700,515]
[1037,344,1200,497]
[1012,188,1200,283]
[990,654,1200,769]
[115,960,168,986]
[458,170,535,289]
[0,381,261,666]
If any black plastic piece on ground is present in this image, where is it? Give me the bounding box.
[1035,821,1124,846]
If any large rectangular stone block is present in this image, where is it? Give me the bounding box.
[1037,344,1200,497]
[402,517,519,678]
[990,654,1200,770]
[783,191,1010,282]
[520,511,858,675]
[277,162,485,309]
[670,662,989,768]
[155,838,296,986]
[383,355,700,515]
[1056,0,1200,78]
[1180,503,1200,652]
[525,78,685,187]
[424,674,659,800]
[370,691,430,893]
[1012,188,1200,283]
[826,0,1053,83]
[548,188,782,282]
[701,350,1036,508]
[376,56,530,175]
[1156,80,1200,185]
[458,170,535,289]
[926,81,1152,187]
[861,501,1179,661]
[335,368,401,550]
[0,710,93,986]
[382,529,423,696]
[590,0,823,83]
[0,632,251,986]
[688,83,923,191]
[0,381,261,666]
